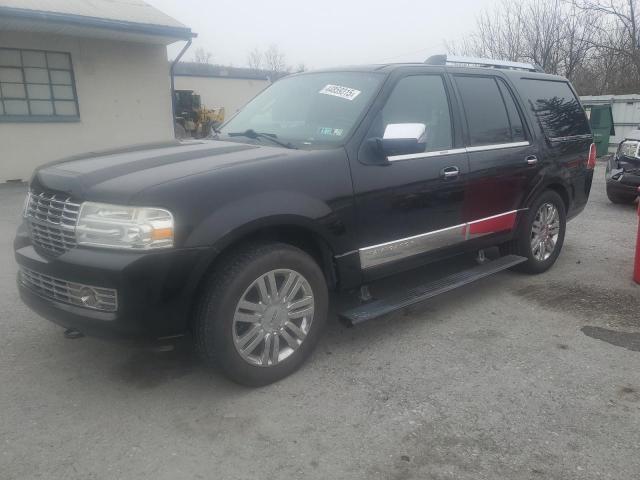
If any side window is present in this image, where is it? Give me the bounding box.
[369,75,453,152]
[454,75,513,146]
[521,79,590,139]
[496,79,526,142]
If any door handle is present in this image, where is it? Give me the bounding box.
[525,155,538,165]
[441,166,460,179]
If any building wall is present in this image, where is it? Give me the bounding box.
[0,31,175,181]
[173,75,270,118]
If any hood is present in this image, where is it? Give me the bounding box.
[31,140,292,203]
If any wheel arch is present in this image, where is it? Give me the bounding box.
[544,182,571,213]
[213,216,338,287]
[186,217,339,330]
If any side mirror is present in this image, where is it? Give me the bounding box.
[378,123,427,158]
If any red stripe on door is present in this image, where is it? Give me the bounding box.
[468,211,517,235]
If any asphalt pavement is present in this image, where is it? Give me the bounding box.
[1,162,639,480]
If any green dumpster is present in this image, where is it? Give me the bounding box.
[583,104,615,156]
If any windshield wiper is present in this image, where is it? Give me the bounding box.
[227,129,297,149]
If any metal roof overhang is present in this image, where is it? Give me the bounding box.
[0,6,196,45]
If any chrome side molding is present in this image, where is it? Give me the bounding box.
[359,223,466,269]
[359,210,524,269]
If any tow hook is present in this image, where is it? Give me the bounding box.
[64,329,84,339]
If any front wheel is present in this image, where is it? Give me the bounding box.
[501,190,567,274]
[194,242,328,386]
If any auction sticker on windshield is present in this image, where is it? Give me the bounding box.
[319,84,362,101]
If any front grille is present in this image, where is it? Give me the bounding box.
[19,266,118,312]
[25,191,80,256]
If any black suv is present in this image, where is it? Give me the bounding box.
[15,57,595,386]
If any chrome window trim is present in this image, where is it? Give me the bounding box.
[387,142,530,163]
[465,141,530,153]
[388,148,467,162]
[359,209,526,269]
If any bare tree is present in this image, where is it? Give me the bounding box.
[193,47,213,64]
[571,1,640,72]
[447,0,640,94]
[263,44,290,74]
[247,48,263,71]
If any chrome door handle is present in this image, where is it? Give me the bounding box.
[525,155,538,165]
[442,166,460,179]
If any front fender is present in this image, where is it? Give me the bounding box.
[185,190,341,250]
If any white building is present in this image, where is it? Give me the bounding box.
[0,0,194,182]
[173,62,271,117]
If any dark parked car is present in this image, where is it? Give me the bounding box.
[606,129,640,204]
[15,56,595,386]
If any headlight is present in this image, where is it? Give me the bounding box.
[76,202,174,250]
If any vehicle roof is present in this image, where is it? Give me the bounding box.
[307,63,566,82]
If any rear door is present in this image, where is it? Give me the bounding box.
[452,74,539,235]
[515,78,593,216]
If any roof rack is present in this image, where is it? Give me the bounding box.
[425,54,544,73]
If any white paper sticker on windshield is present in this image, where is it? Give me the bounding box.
[319,84,361,101]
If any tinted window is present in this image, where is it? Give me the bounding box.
[521,79,590,139]
[497,79,526,142]
[368,75,452,151]
[454,76,512,146]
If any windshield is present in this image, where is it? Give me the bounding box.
[219,72,385,148]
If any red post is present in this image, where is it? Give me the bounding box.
[635,187,640,284]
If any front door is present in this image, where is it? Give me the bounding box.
[351,73,469,273]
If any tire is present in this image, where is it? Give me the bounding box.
[500,190,567,274]
[606,185,637,205]
[194,242,328,387]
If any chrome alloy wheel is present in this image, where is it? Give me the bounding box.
[232,269,315,367]
[530,202,561,261]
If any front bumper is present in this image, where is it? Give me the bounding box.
[15,223,214,340]
[606,172,640,196]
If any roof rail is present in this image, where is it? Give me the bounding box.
[425,54,544,73]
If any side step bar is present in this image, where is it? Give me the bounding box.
[340,255,527,325]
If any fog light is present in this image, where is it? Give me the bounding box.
[79,286,99,308]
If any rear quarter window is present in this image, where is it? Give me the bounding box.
[521,79,590,140]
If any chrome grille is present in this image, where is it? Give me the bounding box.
[25,191,80,255]
[19,266,118,312]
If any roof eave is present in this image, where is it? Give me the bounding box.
[0,6,197,42]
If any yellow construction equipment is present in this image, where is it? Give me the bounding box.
[174,90,225,138]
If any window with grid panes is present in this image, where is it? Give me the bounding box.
[0,48,79,121]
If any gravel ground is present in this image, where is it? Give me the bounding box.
[1,162,639,480]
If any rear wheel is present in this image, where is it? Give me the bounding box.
[501,190,566,274]
[194,242,328,386]
[606,185,637,204]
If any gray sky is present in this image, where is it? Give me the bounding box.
[146,0,497,69]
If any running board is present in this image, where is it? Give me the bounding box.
[340,255,527,325]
